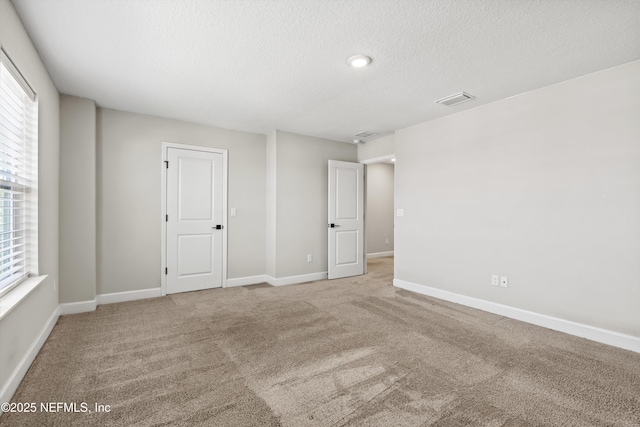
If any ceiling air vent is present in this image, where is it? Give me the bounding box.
[353,131,378,139]
[434,91,475,107]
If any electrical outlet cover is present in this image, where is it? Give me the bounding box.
[491,275,499,286]
[500,276,508,287]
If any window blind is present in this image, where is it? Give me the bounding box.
[0,48,38,296]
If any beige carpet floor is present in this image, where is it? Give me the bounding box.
[2,257,640,426]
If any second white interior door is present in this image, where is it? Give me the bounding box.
[328,160,364,279]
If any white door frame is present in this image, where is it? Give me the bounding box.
[360,154,395,165]
[160,142,228,296]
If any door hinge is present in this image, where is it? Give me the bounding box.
[166,214,168,222]
[165,267,168,275]
[165,160,169,168]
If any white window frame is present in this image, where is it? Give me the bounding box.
[0,48,38,298]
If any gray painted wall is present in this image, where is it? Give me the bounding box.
[366,163,394,255]
[60,110,358,298]
[265,131,277,278]
[97,109,266,295]
[273,131,357,278]
[0,0,59,396]
[59,95,96,303]
[395,60,640,337]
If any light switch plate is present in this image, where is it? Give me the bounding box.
[397,208,404,217]
[491,275,499,286]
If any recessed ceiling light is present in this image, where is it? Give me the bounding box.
[390,159,396,162]
[347,55,372,68]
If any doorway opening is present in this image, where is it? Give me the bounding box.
[362,154,395,273]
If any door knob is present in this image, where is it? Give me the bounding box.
[328,223,340,228]
[212,225,224,229]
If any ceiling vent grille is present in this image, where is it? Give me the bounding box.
[353,131,378,139]
[435,91,475,107]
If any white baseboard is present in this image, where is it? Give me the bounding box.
[0,306,60,408]
[267,271,328,286]
[367,251,394,259]
[59,288,162,315]
[226,275,269,288]
[393,279,640,354]
[96,288,162,305]
[59,299,97,315]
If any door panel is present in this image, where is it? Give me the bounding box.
[177,157,214,220]
[336,168,358,219]
[328,160,364,279]
[177,234,213,276]
[167,147,224,294]
[336,230,359,265]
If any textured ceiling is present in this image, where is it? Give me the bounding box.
[11,0,640,143]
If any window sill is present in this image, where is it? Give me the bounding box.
[0,275,48,321]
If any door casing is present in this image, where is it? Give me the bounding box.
[161,142,228,296]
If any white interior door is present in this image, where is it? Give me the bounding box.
[166,147,224,294]
[328,160,364,279]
